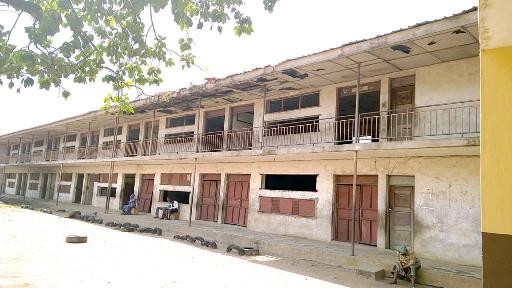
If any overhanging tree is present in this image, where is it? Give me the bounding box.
[0,0,278,113]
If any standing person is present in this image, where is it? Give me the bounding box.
[121,193,136,215]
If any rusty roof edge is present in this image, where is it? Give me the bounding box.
[0,6,478,141]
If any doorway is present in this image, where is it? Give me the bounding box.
[201,110,225,152]
[227,105,254,150]
[121,174,136,209]
[143,121,159,155]
[223,174,250,227]
[198,174,221,222]
[334,175,378,246]
[126,124,141,156]
[84,174,100,205]
[139,174,154,213]
[337,82,381,143]
[389,76,415,140]
[73,174,84,203]
[40,173,48,199]
[388,176,414,250]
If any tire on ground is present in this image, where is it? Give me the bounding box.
[66,235,88,243]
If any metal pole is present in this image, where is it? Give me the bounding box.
[56,163,63,206]
[260,85,267,147]
[149,109,156,155]
[188,157,197,227]
[105,116,119,213]
[351,63,361,256]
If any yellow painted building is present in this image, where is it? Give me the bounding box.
[480,0,512,287]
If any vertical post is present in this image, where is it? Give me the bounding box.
[23,165,30,200]
[46,131,50,161]
[105,116,119,213]
[85,122,91,159]
[260,85,267,147]
[149,109,155,155]
[351,63,361,257]
[188,157,197,227]
[56,163,63,206]
[17,137,21,163]
[30,135,34,162]
[62,127,68,160]
[194,97,202,153]
[6,139,10,164]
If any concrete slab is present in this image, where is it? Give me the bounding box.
[356,266,386,281]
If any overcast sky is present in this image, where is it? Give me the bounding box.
[0,0,477,135]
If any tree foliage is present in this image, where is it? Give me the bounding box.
[0,0,278,113]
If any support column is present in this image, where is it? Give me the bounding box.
[55,163,63,206]
[194,97,202,153]
[217,173,227,224]
[85,122,91,159]
[188,158,198,227]
[379,77,390,142]
[259,85,267,148]
[105,116,119,213]
[149,110,156,155]
[16,138,21,163]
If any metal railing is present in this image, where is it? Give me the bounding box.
[2,101,479,164]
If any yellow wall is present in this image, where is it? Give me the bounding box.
[480,0,512,235]
[481,47,512,234]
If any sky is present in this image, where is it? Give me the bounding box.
[0,0,477,135]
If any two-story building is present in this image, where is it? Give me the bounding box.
[0,8,481,268]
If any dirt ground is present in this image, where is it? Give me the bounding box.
[0,204,419,288]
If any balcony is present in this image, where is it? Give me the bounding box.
[2,101,480,165]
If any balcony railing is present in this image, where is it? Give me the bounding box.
[2,101,479,165]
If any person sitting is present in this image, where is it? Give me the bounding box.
[390,245,421,287]
[121,194,136,215]
[154,197,176,219]
[162,199,179,219]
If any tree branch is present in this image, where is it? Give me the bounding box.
[0,0,41,20]
[6,11,22,44]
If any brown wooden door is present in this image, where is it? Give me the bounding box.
[335,185,360,242]
[199,174,221,222]
[335,176,378,246]
[139,174,154,213]
[389,186,414,250]
[224,175,250,227]
[359,185,378,245]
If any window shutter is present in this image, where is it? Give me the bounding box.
[259,196,272,213]
[279,198,293,215]
[299,199,316,217]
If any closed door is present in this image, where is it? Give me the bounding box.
[139,174,154,213]
[359,185,378,245]
[224,175,250,227]
[199,174,221,222]
[335,185,360,242]
[389,186,414,250]
[335,182,378,246]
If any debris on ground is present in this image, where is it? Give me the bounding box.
[39,208,52,214]
[226,244,259,256]
[65,211,82,219]
[20,204,34,210]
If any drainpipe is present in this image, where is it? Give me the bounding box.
[56,163,63,206]
[105,116,119,214]
[350,63,361,257]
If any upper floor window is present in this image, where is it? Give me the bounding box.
[104,126,123,137]
[33,140,44,148]
[64,134,77,142]
[166,114,195,128]
[266,92,319,113]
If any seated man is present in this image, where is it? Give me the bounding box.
[121,194,136,215]
[154,197,177,219]
[390,245,421,287]
[162,199,179,219]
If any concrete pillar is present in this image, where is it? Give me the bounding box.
[81,173,89,204]
[190,170,201,221]
[217,172,227,224]
[377,173,388,249]
[379,76,390,142]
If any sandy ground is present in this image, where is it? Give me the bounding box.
[0,205,417,288]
